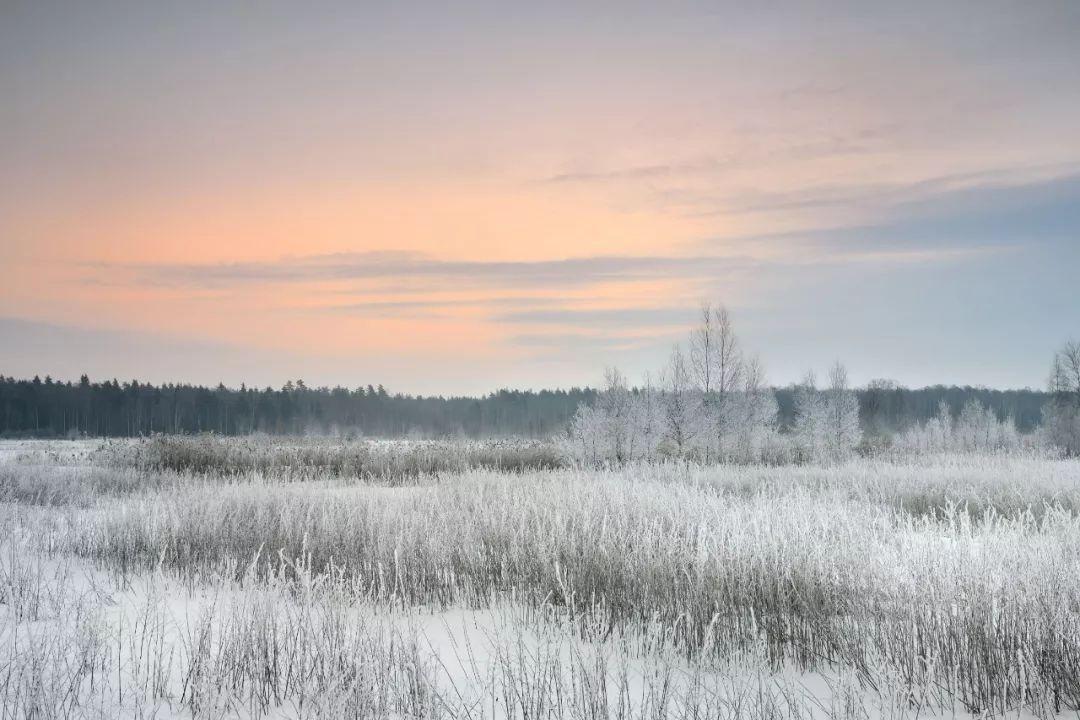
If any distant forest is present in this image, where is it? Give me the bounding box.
[0,374,1050,439]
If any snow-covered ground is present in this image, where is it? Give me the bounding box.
[2,439,1079,718]
[2,549,998,720]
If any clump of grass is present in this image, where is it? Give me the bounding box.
[95,434,566,481]
[0,463,163,506]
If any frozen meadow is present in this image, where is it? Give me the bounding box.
[2,437,1080,719]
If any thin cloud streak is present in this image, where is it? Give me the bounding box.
[681,164,1080,218]
[496,306,694,328]
[87,241,988,293]
[508,333,649,349]
[539,129,897,186]
[89,253,760,290]
[507,331,682,364]
[543,157,733,184]
[312,296,568,318]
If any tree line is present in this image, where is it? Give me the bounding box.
[0,352,1056,443]
[0,376,595,439]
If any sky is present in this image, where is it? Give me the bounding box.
[2,1,1079,394]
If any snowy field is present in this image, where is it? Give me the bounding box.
[3,437,1080,718]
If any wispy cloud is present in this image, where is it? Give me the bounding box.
[509,333,653,349]
[89,229,996,294]
[702,170,1080,256]
[542,157,732,184]
[539,135,882,187]
[507,331,681,364]
[496,306,693,329]
[88,253,759,290]
[681,163,1080,218]
[312,295,566,318]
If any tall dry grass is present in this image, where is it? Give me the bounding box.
[9,455,1080,715]
[5,442,1080,717]
[1,546,892,719]
[93,434,566,481]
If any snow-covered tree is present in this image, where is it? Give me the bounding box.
[727,354,780,462]
[792,372,827,462]
[596,367,634,462]
[955,398,1020,452]
[709,306,744,453]
[565,366,636,463]
[659,346,701,458]
[791,363,860,463]
[565,406,596,462]
[824,361,861,459]
[630,372,663,459]
[1045,340,1080,456]
[928,401,953,451]
[688,303,746,459]
[895,399,1022,455]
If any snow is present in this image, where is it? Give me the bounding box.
[3,440,1079,718]
[0,549,1062,719]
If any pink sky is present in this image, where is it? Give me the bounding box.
[2,2,1079,393]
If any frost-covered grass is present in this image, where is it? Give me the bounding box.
[93,434,566,480]
[1,546,897,720]
[3,439,1080,718]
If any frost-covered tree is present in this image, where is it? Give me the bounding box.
[564,404,598,462]
[894,401,950,454]
[596,367,634,462]
[727,354,780,463]
[929,401,953,451]
[709,305,744,451]
[688,303,715,395]
[824,362,861,459]
[792,364,860,462]
[565,366,636,463]
[660,346,701,458]
[792,371,827,462]
[689,303,745,459]
[631,372,663,459]
[955,398,1020,452]
[895,399,1023,455]
[1045,340,1080,456]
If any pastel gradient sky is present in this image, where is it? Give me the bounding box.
[2,1,1079,393]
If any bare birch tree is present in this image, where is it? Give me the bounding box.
[711,304,744,414]
[688,303,714,395]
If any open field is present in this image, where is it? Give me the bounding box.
[3,437,1080,718]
